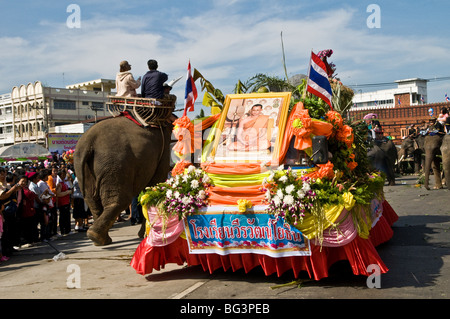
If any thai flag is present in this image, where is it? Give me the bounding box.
[421,96,424,103]
[398,97,401,105]
[445,93,450,102]
[183,60,198,116]
[306,51,333,109]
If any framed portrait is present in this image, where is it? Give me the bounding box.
[211,92,292,163]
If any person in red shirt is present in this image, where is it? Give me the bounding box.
[17,174,39,246]
[56,169,73,235]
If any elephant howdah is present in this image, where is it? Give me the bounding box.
[107,96,175,126]
[73,116,173,246]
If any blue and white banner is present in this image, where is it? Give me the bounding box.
[184,205,311,257]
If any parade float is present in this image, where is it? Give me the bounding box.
[129,51,398,281]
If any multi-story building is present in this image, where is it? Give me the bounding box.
[351,78,428,110]
[0,93,14,146]
[349,78,450,143]
[0,79,115,147]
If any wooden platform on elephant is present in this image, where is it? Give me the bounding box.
[107,96,175,126]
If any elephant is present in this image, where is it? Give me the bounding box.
[367,139,398,186]
[73,115,173,245]
[397,136,424,174]
[441,135,450,190]
[423,134,450,190]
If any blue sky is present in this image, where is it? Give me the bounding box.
[1,0,449,116]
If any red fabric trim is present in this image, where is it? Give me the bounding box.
[130,200,398,280]
[119,111,142,126]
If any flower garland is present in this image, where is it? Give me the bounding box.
[261,165,316,225]
[139,164,213,221]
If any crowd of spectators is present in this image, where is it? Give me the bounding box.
[0,158,92,263]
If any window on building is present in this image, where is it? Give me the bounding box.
[91,102,104,111]
[54,100,76,110]
[82,101,89,106]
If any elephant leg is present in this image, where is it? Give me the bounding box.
[137,222,146,239]
[414,152,422,174]
[84,197,102,221]
[87,202,126,246]
[432,159,443,189]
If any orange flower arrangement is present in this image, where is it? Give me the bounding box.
[305,161,335,180]
[347,161,358,171]
[336,125,354,148]
[346,153,358,171]
[171,160,192,176]
[325,111,343,129]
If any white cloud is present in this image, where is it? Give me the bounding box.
[1,3,449,106]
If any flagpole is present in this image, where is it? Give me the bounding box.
[183,59,191,117]
[302,49,313,99]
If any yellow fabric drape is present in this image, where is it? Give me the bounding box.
[207,171,270,187]
[294,192,357,240]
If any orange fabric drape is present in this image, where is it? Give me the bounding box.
[289,103,333,151]
[201,162,270,175]
[275,102,333,164]
[172,113,221,156]
[207,185,266,206]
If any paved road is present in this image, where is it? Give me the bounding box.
[0,175,449,304]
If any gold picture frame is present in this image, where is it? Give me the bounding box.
[211,92,292,163]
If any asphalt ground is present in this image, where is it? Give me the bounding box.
[0,174,448,311]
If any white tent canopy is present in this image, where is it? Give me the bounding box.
[0,143,51,161]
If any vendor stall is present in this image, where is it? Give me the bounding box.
[130,91,398,280]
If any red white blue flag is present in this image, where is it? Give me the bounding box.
[183,60,198,116]
[306,51,333,109]
[445,93,450,102]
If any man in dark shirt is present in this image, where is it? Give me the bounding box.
[141,59,168,99]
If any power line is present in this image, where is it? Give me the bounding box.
[348,76,450,88]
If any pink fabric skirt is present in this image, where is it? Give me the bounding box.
[130,200,398,280]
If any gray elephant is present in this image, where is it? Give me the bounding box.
[398,136,424,174]
[367,139,398,185]
[423,134,449,190]
[73,116,173,245]
[441,135,450,190]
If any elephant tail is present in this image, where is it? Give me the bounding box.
[77,144,100,201]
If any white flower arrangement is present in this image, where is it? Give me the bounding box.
[261,165,316,225]
[139,165,213,220]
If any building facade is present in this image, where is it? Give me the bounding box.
[348,78,443,143]
[0,93,14,146]
[0,79,115,147]
[351,78,428,110]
